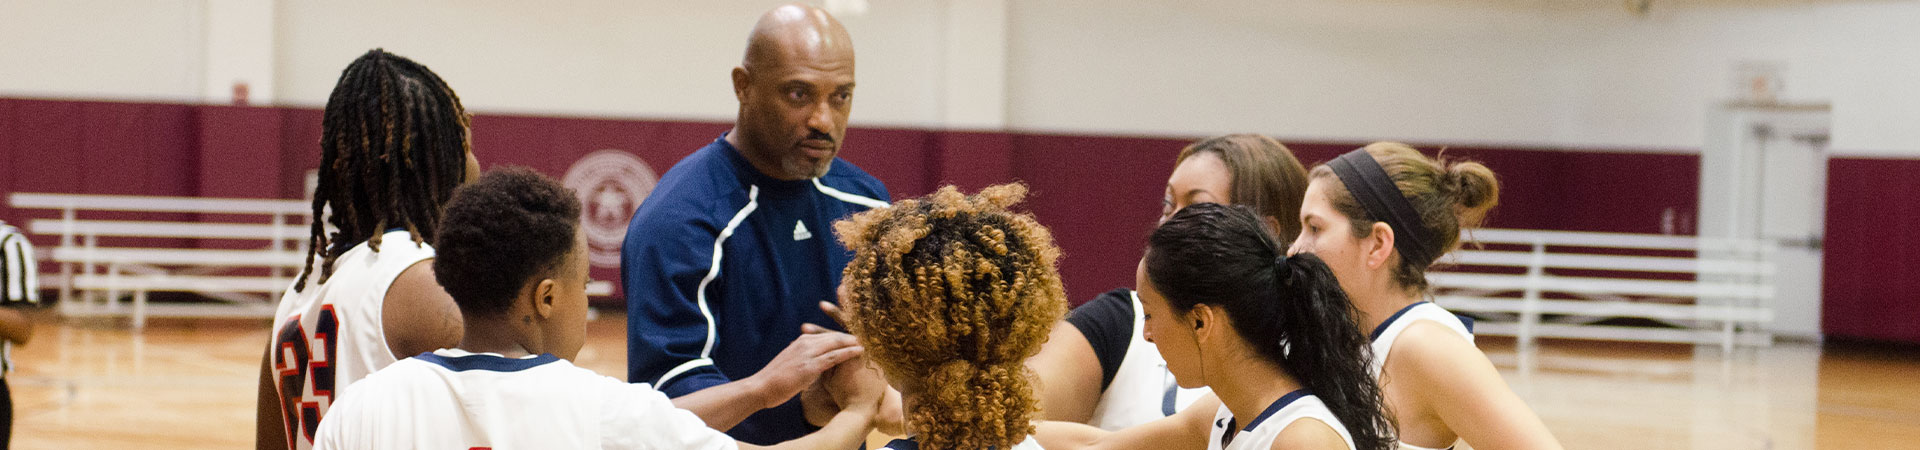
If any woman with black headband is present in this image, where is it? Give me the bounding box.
[1291,143,1560,450]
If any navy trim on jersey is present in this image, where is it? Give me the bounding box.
[1368,301,1431,341]
[1240,389,1311,432]
[1161,376,1181,416]
[1455,313,1476,334]
[415,352,560,372]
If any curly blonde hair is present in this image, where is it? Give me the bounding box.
[834,183,1067,450]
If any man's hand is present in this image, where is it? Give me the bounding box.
[743,326,863,410]
[824,356,885,413]
[815,298,904,434]
[800,375,836,426]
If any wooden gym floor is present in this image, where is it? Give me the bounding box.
[6,312,1916,449]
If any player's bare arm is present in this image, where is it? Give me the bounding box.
[671,327,864,431]
[740,361,881,450]
[1394,322,1562,450]
[1271,418,1350,450]
[382,260,464,359]
[1033,392,1219,450]
[256,345,288,450]
[1027,320,1104,423]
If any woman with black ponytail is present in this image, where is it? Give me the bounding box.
[1036,202,1392,450]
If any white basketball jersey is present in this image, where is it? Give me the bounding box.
[1207,391,1355,450]
[1369,301,1470,450]
[269,230,433,450]
[880,435,1044,450]
[1087,290,1211,431]
[1368,302,1473,378]
[314,349,738,450]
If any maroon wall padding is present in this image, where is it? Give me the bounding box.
[1285,143,1700,234]
[1824,158,1920,343]
[1,99,202,250]
[1008,133,1193,303]
[2,97,1912,342]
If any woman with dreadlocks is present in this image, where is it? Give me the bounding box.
[1035,203,1394,450]
[834,184,1067,450]
[256,49,480,450]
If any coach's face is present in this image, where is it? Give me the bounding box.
[731,11,856,181]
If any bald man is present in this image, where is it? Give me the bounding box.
[621,4,892,445]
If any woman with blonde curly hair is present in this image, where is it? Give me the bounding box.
[835,184,1068,450]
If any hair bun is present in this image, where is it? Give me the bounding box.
[1443,161,1499,228]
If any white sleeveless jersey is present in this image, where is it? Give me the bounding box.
[1368,302,1473,378]
[880,435,1044,450]
[313,349,738,450]
[1369,301,1471,450]
[1207,391,1355,450]
[269,230,433,450]
[1087,290,1211,430]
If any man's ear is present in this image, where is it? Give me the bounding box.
[532,278,557,319]
[1366,222,1395,270]
[731,67,751,103]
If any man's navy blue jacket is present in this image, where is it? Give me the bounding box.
[622,135,888,444]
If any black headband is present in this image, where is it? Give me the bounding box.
[1327,148,1437,266]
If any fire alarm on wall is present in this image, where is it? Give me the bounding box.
[232,81,250,106]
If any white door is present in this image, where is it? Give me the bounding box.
[1700,105,1830,340]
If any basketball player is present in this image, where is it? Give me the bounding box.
[622,3,902,444]
[313,168,883,449]
[834,184,1065,450]
[0,221,39,449]
[1028,134,1308,430]
[1290,144,1560,449]
[256,49,478,450]
[1035,203,1395,450]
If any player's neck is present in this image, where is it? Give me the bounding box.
[1357,282,1423,336]
[457,314,538,359]
[1210,353,1299,427]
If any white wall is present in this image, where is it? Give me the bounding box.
[1005,0,1571,146]
[1005,0,1920,155]
[0,0,205,103]
[1546,2,1920,155]
[270,0,946,126]
[3,0,1917,154]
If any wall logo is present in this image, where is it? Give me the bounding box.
[562,150,658,268]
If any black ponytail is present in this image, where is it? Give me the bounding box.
[1147,203,1393,450]
[1274,254,1394,450]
